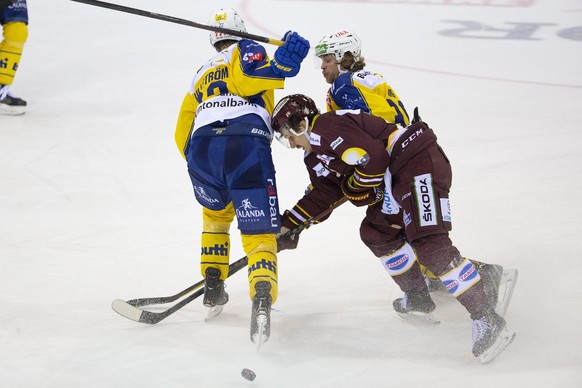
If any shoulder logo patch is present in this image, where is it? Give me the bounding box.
[330,136,344,150]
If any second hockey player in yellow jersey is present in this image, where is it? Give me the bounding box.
[315,29,410,126]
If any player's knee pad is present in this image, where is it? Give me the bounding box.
[2,22,28,48]
[242,233,278,304]
[362,236,404,258]
[438,255,481,298]
[379,241,418,278]
[359,212,403,257]
[202,203,235,232]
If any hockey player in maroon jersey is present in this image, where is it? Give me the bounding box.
[312,29,516,303]
[271,94,516,363]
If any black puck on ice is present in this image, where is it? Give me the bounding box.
[241,368,256,381]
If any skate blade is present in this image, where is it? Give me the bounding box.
[0,105,26,116]
[478,326,516,364]
[496,269,518,317]
[252,313,269,352]
[204,305,224,321]
[396,310,441,325]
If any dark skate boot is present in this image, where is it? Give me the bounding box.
[472,260,518,317]
[393,290,440,324]
[0,84,27,116]
[203,267,228,320]
[472,307,516,363]
[250,281,272,350]
[473,261,503,308]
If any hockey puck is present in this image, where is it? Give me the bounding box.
[241,368,256,381]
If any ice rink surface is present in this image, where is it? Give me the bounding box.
[1,0,581,386]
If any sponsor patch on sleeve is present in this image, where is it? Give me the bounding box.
[441,198,451,223]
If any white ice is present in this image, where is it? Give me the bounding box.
[1,0,581,387]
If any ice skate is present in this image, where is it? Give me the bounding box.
[473,261,518,317]
[473,262,504,308]
[250,281,272,351]
[495,269,518,317]
[203,267,228,321]
[393,290,440,324]
[426,260,505,303]
[472,307,516,364]
[0,84,26,116]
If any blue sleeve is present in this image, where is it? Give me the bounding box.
[330,74,370,112]
[231,40,285,100]
[237,39,285,80]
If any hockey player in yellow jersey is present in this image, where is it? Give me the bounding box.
[175,8,309,346]
[0,0,28,115]
[315,29,409,126]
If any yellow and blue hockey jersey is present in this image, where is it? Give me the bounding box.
[175,39,287,158]
[325,70,410,126]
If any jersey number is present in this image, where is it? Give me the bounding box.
[196,80,228,103]
[387,99,410,126]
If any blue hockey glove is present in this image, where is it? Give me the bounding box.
[271,31,310,77]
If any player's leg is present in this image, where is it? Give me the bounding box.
[396,146,492,315]
[241,233,278,344]
[397,144,515,362]
[200,204,234,308]
[186,136,233,310]
[228,135,280,344]
[0,1,29,115]
[360,195,438,322]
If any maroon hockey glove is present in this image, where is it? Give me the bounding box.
[276,210,301,252]
[341,175,384,207]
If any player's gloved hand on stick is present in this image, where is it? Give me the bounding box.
[411,107,422,124]
[276,210,301,252]
[341,175,384,207]
[271,31,310,77]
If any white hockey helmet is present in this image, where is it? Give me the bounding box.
[315,30,362,62]
[208,8,247,46]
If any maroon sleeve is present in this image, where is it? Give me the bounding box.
[314,112,391,189]
[282,153,344,228]
[282,111,393,228]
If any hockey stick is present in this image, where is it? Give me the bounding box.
[70,0,284,46]
[112,258,248,325]
[124,257,246,308]
[112,197,347,324]
[123,197,346,309]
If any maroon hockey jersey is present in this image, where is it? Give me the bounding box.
[283,110,436,228]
